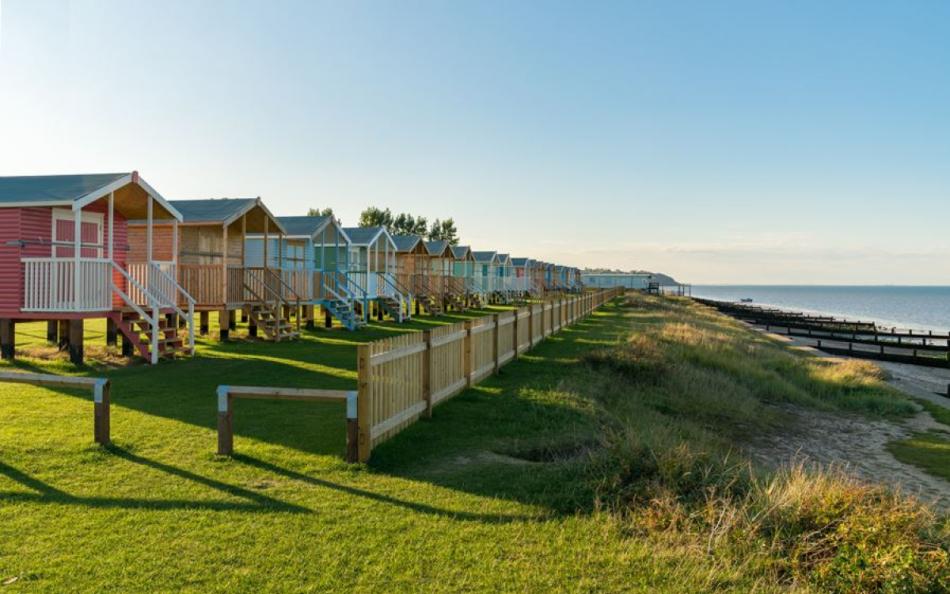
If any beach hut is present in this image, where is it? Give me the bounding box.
[129,197,296,341]
[246,215,369,330]
[472,251,498,302]
[495,253,514,303]
[426,240,466,311]
[450,245,481,307]
[510,257,538,298]
[0,172,194,365]
[393,234,442,316]
[342,227,404,322]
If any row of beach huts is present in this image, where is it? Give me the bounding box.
[0,172,584,364]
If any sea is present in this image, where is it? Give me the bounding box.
[690,286,950,333]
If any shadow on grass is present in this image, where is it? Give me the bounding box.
[0,446,308,514]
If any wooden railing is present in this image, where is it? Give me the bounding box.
[22,258,112,312]
[354,288,622,461]
[178,264,225,306]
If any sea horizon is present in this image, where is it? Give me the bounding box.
[690,285,950,333]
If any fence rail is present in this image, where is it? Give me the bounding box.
[354,288,621,462]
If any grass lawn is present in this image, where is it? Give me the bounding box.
[889,431,950,482]
[0,295,947,593]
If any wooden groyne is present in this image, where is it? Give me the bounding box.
[695,298,950,369]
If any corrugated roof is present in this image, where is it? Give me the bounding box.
[392,234,423,252]
[472,251,497,263]
[169,198,258,223]
[277,215,333,237]
[343,226,385,246]
[0,173,129,205]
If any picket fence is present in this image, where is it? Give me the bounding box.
[353,288,622,462]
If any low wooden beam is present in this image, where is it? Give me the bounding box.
[0,372,110,445]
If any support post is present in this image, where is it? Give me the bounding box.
[200,311,209,336]
[463,320,473,387]
[305,305,315,329]
[356,344,372,463]
[346,391,359,463]
[0,319,14,360]
[217,386,233,456]
[422,330,432,417]
[229,310,237,331]
[47,320,58,344]
[249,311,258,337]
[68,319,84,365]
[219,310,230,341]
[106,317,118,346]
[512,308,519,359]
[93,379,111,445]
[492,314,500,374]
[324,306,332,328]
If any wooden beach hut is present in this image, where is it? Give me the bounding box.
[342,226,405,322]
[129,197,296,341]
[246,215,367,330]
[510,257,538,298]
[472,251,498,302]
[425,240,465,311]
[450,245,481,308]
[0,172,194,365]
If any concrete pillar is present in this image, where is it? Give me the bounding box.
[200,311,209,336]
[0,319,15,360]
[68,319,84,365]
[106,318,118,347]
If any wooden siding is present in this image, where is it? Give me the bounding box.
[128,224,174,263]
[0,209,23,314]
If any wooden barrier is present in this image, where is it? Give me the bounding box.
[216,385,357,459]
[0,371,111,445]
[354,288,621,462]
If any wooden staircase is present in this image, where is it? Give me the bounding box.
[324,297,366,331]
[249,302,299,341]
[378,296,407,323]
[111,310,190,361]
[417,293,443,316]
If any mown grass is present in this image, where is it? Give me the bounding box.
[889,432,950,482]
[0,295,947,592]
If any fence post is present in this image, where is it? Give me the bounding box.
[422,330,433,417]
[540,301,547,339]
[528,305,535,347]
[93,379,111,445]
[512,308,519,359]
[463,321,473,387]
[216,386,233,455]
[492,314,500,374]
[345,391,359,463]
[357,344,373,462]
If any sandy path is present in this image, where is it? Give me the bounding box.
[741,324,950,511]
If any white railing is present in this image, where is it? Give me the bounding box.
[127,262,178,308]
[22,258,112,312]
[110,262,161,365]
[150,263,196,356]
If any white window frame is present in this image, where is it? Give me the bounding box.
[51,208,105,259]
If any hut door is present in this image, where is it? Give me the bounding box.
[52,209,103,258]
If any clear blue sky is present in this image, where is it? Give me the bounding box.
[2,0,948,284]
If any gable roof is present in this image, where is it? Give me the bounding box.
[0,172,181,220]
[424,240,453,257]
[170,198,258,223]
[276,215,338,238]
[511,257,530,266]
[472,251,498,263]
[496,253,512,264]
[342,226,396,249]
[451,245,473,260]
[392,234,424,253]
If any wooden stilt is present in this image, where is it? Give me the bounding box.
[219,310,230,341]
[0,319,14,360]
[57,320,69,351]
[68,319,84,365]
[200,311,209,335]
[228,310,237,331]
[325,307,332,328]
[106,318,118,347]
[47,320,58,344]
[305,305,315,329]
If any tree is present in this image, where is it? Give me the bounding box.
[307,207,334,217]
[359,207,393,229]
[392,213,427,236]
[427,218,459,245]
